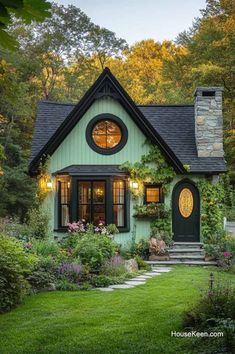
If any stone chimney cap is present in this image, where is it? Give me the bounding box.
[194,87,224,96]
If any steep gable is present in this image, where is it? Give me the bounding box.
[29,68,185,175]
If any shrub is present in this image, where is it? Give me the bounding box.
[0,217,29,241]
[134,239,150,259]
[26,270,56,291]
[31,239,60,258]
[183,281,235,353]
[74,233,116,272]
[150,229,173,247]
[0,235,36,313]
[120,239,150,260]
[134,255,151,270]
[204,232,235,269]
[26,256,58,291]
[56,279,79,291]
[183,282,235,328]
[101,254,127,276]
[59,262,82,283]
[90,275,112,288]
[26,207,51,239]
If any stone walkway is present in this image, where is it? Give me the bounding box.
[95,267,172,292]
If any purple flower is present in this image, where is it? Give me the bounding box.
[59,262,82,275]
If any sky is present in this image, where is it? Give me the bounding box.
[53,0,206,44]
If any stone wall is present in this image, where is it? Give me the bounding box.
[194,87,224,157]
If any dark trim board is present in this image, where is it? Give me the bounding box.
[29,68,185,175]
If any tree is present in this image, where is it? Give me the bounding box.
[174,0,235,183]
[0,0,51,50]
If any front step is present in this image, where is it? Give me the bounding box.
[172,242,203,249]
[170,255,205,262]
[169,249,204,257]
[147,260,217,266]
[146,241,217,266]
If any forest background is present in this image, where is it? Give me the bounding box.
[0,0,234,220]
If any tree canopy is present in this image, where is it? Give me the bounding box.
[0,0,234,219]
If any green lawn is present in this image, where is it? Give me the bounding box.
[0,266,234,354]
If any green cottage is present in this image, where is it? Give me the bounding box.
[29,68,226,253]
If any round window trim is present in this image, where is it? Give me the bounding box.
[86,114,128,155]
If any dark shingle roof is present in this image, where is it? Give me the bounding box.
[53,164,126,176]
[30,101,226,174]
[138,105,226,173]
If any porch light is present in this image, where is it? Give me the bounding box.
[39,175,54,193]
[130,181,139,189]
[46,180,53,189]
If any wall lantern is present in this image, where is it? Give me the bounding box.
[39,175,54,193]
[130,181,139,189]
[46,180,53,189]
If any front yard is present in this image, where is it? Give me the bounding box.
[0,266,234,354]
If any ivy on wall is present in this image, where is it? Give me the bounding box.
[121,145,176,197]
[121,144,176,238]
[197,178,224,243]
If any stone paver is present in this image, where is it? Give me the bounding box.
[96,287,114,292]
[131,277,149,281]
[143,272,161,276]
[125,280,146,286]
[95,266,173,291]
[109,284,135,289]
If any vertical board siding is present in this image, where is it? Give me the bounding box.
[49,97,150,172]
[46,97,153,242]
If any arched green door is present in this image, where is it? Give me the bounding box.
[172,181,200,242]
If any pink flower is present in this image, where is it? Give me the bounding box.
[223,251,231,257]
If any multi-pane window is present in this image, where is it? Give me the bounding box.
[92,120,122,149]
[58,181,70,227]
[113,180,125,227]
[78,181,106,225]
[144,185,162,204]
[58,178,128,230]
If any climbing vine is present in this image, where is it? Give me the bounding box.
[197,178,224,243]
[121,144,175,239]
[121,145,176,198]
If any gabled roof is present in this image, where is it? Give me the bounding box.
[29,68,185,175]
[29,68,227,175]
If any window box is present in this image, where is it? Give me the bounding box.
[133,203,169,219]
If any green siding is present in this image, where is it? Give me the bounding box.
[49,97,150,172]
[43,96,205,245]
[46,97,152,244]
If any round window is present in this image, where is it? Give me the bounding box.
[92,120,122,149]
[86,114,128,155]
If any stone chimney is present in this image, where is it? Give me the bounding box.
[194,87,224,157]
